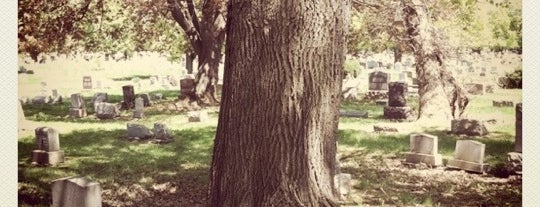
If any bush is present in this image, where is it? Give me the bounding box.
[498,68,522,89]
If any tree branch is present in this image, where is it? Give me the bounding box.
[167,0,202,54]
[186,0,201,33]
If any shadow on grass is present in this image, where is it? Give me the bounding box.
[18,126,216,206]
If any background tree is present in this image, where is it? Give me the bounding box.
[167,0,227,105]
[209,0,349,205]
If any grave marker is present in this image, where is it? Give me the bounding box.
[121,85,135,109]
[447,140,488,173]
[404,133,442,166]
[368,71,389,91]
[133,97,144,119]
[51,176,102,207]
[69,93,87,118]
[188,111,208,122]
[31,127,64,165]
[451,119,488,136]
[83,76,92,89]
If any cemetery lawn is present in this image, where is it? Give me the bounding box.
[19,87,521,206]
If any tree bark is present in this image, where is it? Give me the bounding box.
[209,1,349,206]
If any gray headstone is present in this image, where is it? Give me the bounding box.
[51,176,102,207]
[133,97,144,118]
[91,93,108,104]
[180,78,196,97]
[126,123,153,139]
[409,133,438,155]
[188,111,208,122]
[35,127,60,152]
[451,119,489,136]
[368,71,389,90]
[334,173,352,196]
[95,102,118,120]
[52,89,59,97]
[454,140,485,164]
[153,123,173,140]
[70,93,85,108]
[83,76,92,89]
[32,96,50,105]
[151,93,163,100]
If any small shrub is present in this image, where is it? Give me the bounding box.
[497,67,522,89]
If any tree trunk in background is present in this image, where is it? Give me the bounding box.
[169,0,226,106]
[185,52,195,74]
[209,0,349,206]
[402,0,468,120]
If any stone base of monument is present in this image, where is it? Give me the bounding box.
[404,152,443,166]
[69,108,87,118]
[31,150,64,165]
[383,106,414,120]
[446,159,488,173]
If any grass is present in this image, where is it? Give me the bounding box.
[18,127,215,206]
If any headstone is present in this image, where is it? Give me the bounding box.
[31,127,64,165]
[32,96,50,105]
[133,97,144,119]
[126,123,153,139]
[366,60,378,69]
[83,76,92,89]
[368,71,389,90]
[151,93,163,100]
[515,103,522,152]
[95,102,118,120]
[451,119,489,136]
[121,85,135,109]
[334,173,352,197]
[139,94,152,107]
[384,82,413,120]
[149,76,157,85]
[51,176,102,207]
[447,140,488,173]
[180,78,196,97]
[52,89,59,97]
[153,123,173,143]
[373,125,398,133]
[493,100,514,107]
[387,82,407,107]
[91,93,108,104]
[404,133,443,166]
[69,93,87,118]
[95,80,102,89]
[51,89,62,104]
[188,111,208,122]
[339,110,368,118]
[464,83,484,95]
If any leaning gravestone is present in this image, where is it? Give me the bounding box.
[339,110,368,118]
[515,103,522,152]
[451,119,488,136]
[31,127,64,165]
[83,76,93,89]
[383,82,414,120]
[404,133,442,166]
[126,123,153,139]
[69,93,87,118]
[51,89,63,104]
[133,97,144,119]
[51,176,102,207]
[188,111,208,122]
[95,102,118,120]
[368,71,389,90]
[121,85,135,109]
[447,140,488,173]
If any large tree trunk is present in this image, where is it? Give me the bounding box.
[403,0,451,120]
[209,0,349,206]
